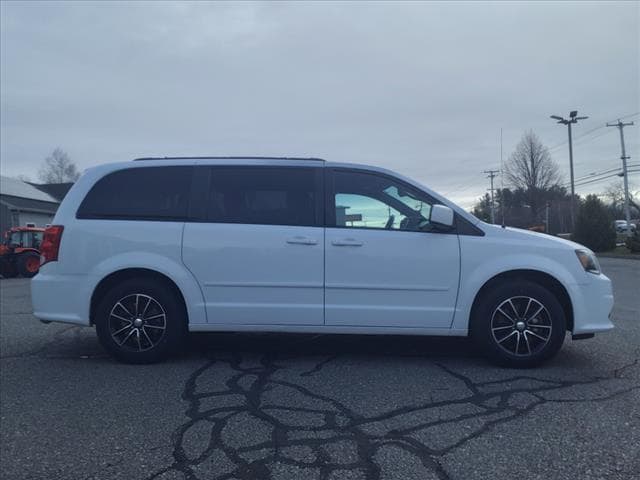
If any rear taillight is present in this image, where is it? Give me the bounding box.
[40,225,64,265]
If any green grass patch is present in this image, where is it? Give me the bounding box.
[599,245,640,260]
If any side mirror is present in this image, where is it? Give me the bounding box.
[430,204,454,228]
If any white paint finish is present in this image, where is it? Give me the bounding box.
[451,224,614,333]
[430,204,454,227]
[32,219,208,325]
[32,272,91,325]
[182,223,324,325]
[325,228,460,328]
[31,158,615,341]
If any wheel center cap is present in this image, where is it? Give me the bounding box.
[133,318,143,328]
[515,321,526,332]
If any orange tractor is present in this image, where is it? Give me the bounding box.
[0,225,44,278]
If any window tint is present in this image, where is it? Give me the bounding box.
[206,167,319,227]
[9,232,21,245]
[336,193,403,229]
[77,166,192,220]
[332,170,435,232]
[22,232,43,248]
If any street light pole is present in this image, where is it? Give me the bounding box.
[550,111,588,231]
[567,121,575,228]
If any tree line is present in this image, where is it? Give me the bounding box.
[472,131,639,252]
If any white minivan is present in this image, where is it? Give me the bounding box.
[31,157,614,366]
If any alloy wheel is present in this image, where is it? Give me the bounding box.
[490,296,552,357]
[108,294,167,352]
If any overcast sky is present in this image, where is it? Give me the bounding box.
[1,1,638,208]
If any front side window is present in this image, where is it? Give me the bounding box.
[332,170,435,232]
[9,232,22,246]
[206,166,320,227]
[77,166,192,221]
[22,232,42,248]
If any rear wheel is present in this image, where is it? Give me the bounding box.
[95,277,186,363]
[471,280,566,368]
[17,252,40,278]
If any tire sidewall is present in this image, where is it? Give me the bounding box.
[471,280,566,368]
[18,253,40,278]
[95,278,185,363]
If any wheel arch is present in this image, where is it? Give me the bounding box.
[469,269,574,332]
[90,268,188,326]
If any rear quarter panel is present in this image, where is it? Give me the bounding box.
[42,162,207,325]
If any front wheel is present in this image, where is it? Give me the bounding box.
[470,280,566,368]
[17,252,40,278]
[95,278,186,363]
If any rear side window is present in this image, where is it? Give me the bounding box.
[204,166,321,227]
[77,166,192,221]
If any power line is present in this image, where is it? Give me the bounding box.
[548,124,605,151]
[565,164,625,186]
[548,112,639,152]
[574,170,639,188]
[574,172,622,187]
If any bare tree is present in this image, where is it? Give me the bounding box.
[38,148,80,183]
[505,131,561,223]
[604,181,640,217]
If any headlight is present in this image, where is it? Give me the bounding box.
[575,249,600,274]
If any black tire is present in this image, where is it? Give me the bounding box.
[17,252,40,278]
[470,280,566,368]
[95,277,187,364]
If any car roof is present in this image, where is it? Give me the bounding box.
[133,156,326,162]
[130,156,401,174]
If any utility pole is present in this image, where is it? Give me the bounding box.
[484,169,500,224]
[545,201,550,234]
[550,110,588,232]
[607,119,635,238]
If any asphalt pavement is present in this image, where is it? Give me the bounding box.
[1,257,639,480]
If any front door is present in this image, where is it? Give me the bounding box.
[182,164,325,325]
[324,168,460,329]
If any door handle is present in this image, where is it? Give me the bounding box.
[286,236,318,245]
[332,238,364,247]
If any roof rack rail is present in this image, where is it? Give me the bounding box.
[133,156,326,162]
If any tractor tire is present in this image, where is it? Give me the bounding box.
[17,252,40,278]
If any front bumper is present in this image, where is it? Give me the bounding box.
[569,272,614,335]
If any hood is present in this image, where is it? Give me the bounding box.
[480,222,591,252]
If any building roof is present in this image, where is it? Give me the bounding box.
[0,195,59,214]
[0,176,59,203]
[30,182,74,202]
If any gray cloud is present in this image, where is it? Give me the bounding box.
[1,1,638,207]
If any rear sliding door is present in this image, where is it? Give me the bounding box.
[182,165,325,325]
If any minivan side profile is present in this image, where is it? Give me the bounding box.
[31,157,614,367]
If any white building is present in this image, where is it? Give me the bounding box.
[0,176,60,232]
